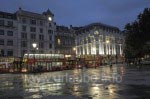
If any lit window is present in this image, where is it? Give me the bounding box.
[58,39,60,45]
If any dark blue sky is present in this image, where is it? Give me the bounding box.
[0,0,149,30]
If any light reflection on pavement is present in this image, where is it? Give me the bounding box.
[0,64,150,99]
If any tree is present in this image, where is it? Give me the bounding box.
[124,8,150,60]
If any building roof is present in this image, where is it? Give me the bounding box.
[72,22,120,35]
[85,22,119,30]
[56,25,70,32]
[74,22,120,31]
[43,9,54,16]
[0,11,16,19]
[16,8,54,18]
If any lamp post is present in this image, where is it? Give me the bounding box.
[73,47,76,68]
[32,43,37,70]
[36,47,39,67]
[73,47,76,56]
[92,47,96,68]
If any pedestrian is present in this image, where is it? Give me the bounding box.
[138,58,142,70]
[109,60,112,68]
[138,58,141,65]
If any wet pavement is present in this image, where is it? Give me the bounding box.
[0,64,150,99]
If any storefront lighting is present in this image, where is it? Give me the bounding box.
[73,47,76,51]
[106,40,110,44]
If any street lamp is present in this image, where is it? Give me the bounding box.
[32,43,37,49]
[32,43,37,70]
[73,47,76,56]
[73,47,76,52]
[72,47,76,69]
[72,47,76,57]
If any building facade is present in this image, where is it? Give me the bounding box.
[55,25,75,55]
[16,8,56,57]
[0,8,56,58]
[0,8,124,62]
[74,23,124,57]
[0,11,18,57]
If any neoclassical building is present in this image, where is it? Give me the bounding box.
[73,23,124,57]
[0,8,56,58]
[0,11,18,57]
[16,8,56,57]
[0,8,124,61]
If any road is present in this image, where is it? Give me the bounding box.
[0,64,150,99]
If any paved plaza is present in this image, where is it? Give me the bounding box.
[0,64,150,99]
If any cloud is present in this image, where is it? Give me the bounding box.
[0,0,149,29]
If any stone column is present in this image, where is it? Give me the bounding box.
[87,44,89,55]
[99,41,103,55]
[120,44,122,55]
[102,43,104,55]
[114,44,116,55]
[105,44,107,55]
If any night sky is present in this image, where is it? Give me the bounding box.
[0,0,149,30]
